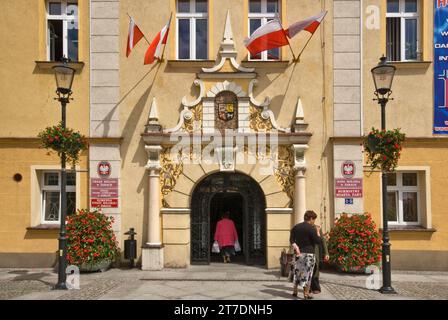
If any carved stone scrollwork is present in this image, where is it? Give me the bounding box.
[242,145,294,204]
[183,104,202,133]
[182,79,205,107]
[145,145,162,171]
[272,146,295,204]
[249,105,273,132]
[159,148,183,196]
[293,144,309,171]
[249,79,270,107]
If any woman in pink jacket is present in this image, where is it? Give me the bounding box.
[214,211,238,263]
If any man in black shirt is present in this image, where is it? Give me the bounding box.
[289,210,322,299]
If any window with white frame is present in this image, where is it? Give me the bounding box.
[46,0,78,61]
[176,0,208,60]
[248,0,281,61]
[41,171,76,224]
[386,172,420,226]
[386,0,420,62]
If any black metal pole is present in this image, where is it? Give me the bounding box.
[55,98,68,290]
[379,99,396,294]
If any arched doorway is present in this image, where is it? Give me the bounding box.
[190,172,266,265]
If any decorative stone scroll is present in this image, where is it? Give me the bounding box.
[183,104,202,133]
[248,79,290,133]
[243,145,295,204]
[272,146,295,204]
[249,105,273,132]
[159,148,183,196]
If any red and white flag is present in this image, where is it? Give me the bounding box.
[286,11,327,39]
[126,17,145,57]
[243,19,289,56]
[144,16,172,65]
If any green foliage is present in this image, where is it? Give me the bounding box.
[364,127,405,172]
[38,122,88,167]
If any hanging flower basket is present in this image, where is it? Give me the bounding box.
[363,127,405,172]
[38,122,88,167]
[366,134,381,153]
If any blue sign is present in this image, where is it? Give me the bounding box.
[345,198,354,205]
[434,1,448,134]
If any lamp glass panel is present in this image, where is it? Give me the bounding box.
[53,66,75,92]
[372,65,395,94]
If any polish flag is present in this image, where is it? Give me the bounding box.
[244,19,289,56]
[286,11,327,39]
[126,17,145,57]
[144,16,172,65]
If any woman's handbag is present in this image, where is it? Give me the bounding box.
[234,239,241,252]
[212,241,220,253]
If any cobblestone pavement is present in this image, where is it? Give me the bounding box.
[321,280,448,300]
[1,265,447,300]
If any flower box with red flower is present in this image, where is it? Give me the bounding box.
[328,213,382,273]
[66,209,119,273]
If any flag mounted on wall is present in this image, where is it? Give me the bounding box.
[286,11,327,39]
[243,19,289,56]
[126,17,145,57]
[144,15,172,65]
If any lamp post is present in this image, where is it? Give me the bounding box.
[371,56,396,294]
[53,58,75,290]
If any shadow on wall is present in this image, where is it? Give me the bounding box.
[120,63,162,166]
[324,140,334,231]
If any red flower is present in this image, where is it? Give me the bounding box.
[66,209,118,266]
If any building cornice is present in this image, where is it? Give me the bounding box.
[141,132,312,146]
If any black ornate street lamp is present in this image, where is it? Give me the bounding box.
[53,58,75,290]
[371,56,396,294]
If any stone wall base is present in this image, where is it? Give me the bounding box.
[391,250,448,271]
[141,245,164,270]
[0,252,57,268]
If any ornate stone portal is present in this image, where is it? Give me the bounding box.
[141,10,312,269]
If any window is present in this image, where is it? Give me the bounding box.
[386,172,420,225]
[248,0,281,60]
[386,0,420,62]
[176,0,208,60]
[46,0,78,61]
[41,171,76,224]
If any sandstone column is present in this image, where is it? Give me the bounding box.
[292,144,309,225]
[147,167,161,245]
[294,169,307,224]
[142,145,164,270]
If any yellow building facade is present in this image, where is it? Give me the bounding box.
[0,0,446,271]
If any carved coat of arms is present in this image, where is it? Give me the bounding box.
[218,103,235,121]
